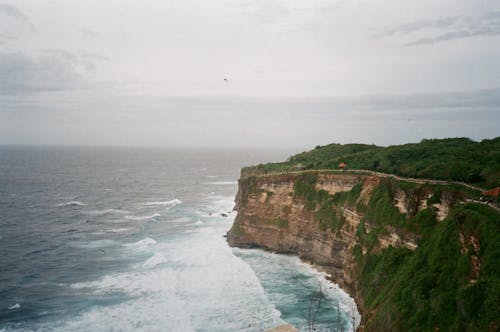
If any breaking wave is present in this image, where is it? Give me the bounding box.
[55,201,86,207]
[125,213,161,221]
[144,199,182,206]
[204,181,238,185]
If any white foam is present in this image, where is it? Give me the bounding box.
[105,228,132,234]
[204,181,238,185]
[234,248,362,331]
[8,303,20,310]
[55,201,86,207]
[193,220,204,225]
[142,253,168,269]
[55,218,284,332]
[296,261,362,329]
[144,199,182,207]
[125,237,157,250]
[125,213,160,221]
[202,195,236,219]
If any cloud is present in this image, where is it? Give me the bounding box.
[339,89,500,111]
[0,4,29,22]
[0,32,14,44]
[0,4,34,43]
[375,10,500,45]
[80,28,100,38]
[225,0,291,25]
[0,50,107,95]
[373,16,461,38]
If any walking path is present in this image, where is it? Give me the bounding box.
[248,168,486,192]
[246,168,499,211]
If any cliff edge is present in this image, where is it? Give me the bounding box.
[227,170,499,331]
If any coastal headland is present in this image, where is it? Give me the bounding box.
[227,138,500,331]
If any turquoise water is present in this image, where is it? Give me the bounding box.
[0,147,359,331]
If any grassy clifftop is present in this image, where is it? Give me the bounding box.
[244,137,500,188]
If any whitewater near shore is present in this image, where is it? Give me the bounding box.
[0,147,358,331]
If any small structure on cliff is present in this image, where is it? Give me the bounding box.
[338,162,347,172]
[482,187,500,202]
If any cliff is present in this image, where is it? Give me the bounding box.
[227,170,499,331]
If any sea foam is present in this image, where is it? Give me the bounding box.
[8,303,20,310]
[55,201,86,207]
[141,253,168,269]
[144,199,182,206]
[124,237,157,250]
[204,181,238,185]
[125,213,160,221]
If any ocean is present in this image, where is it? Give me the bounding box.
[0,146,360,331]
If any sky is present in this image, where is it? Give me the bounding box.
[0,0,499,148]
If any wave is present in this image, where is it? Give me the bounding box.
[235,247,361,330]
[204,181,238,185]
[92,227,132,234]
[141,253,168,269]
[125,237,157,250]
[125,213,161,221]
[144,199,182,207]
[8,303,20,310]
[58,220,285,332]
[203,195,236,215]
[55,201,86,207]
[108,227,132,233]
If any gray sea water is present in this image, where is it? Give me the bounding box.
[0,146,360,331]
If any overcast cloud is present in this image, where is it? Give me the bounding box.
[0,0,499,148]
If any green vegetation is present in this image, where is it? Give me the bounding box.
[315,201,344,231]
[244,137,500,188]
[293,173,329,210]
[364,182,406,228]
[236,139,500,330]
[358,203,500,331]
[286,170,499,330]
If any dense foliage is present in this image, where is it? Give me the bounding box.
[290,174,500,330]
[245,137,500,188]
[238,141,500,330]
[359,203,500,331]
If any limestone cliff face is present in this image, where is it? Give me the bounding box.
[227,171,460,328]
[229,173,365,294]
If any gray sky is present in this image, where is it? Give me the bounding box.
[1,0,499,148]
